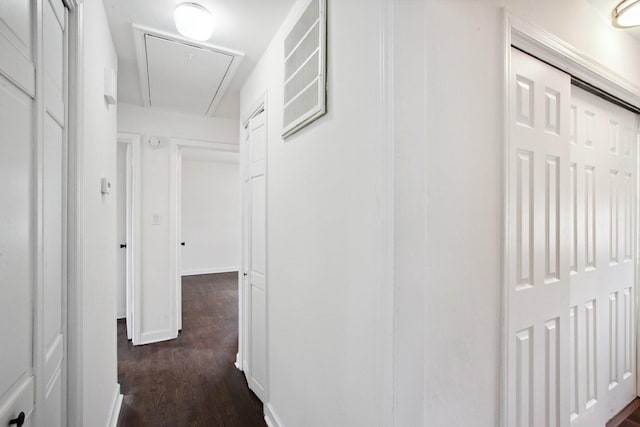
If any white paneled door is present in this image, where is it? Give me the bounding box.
[0,1,36,423]
[508,48,638,427]
[0,0,67,426]
[508,48,571,427]
[243,109,268,402]
[42,1,68,425]
[569,87,637,425]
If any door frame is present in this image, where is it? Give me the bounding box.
[168,138,240,335]
[237,94,267,385]
[64,0,83,425]
[116,133,142,344]
[501,11,640,426]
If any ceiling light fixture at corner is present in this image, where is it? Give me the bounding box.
[613,0,640,28]
[174,3,215,41]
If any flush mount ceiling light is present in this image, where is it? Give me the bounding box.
[174,3,215,41]
[613,0,640,28]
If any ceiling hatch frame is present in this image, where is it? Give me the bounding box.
[133,24,245,116]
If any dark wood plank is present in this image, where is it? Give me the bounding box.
[116,272,265,427]
[611,398,640,427]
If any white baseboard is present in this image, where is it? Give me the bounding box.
[138,329,177,345]
[181,266,239,276]
[264,403,284,427]
[106,384,123,427]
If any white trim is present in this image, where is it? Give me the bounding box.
[264,403,284,427]
[500,11,511,427]
[117,133,142,344]
[234,352,242,370]
[501,11,640,426]
[139,329,177,346]
[241,93,268,128]
[507,13,640,109]
[171,138,239,153]
[33,0,46,424]
[636,131,640,397]
[181,267,239,276]
[66,2,84,426]
[636,125,640,397]
[379,0,396,425]
[131,24,244,116]
[105,384,123,427]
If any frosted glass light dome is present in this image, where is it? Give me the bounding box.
[613,0,640,28]
[174,3,215,41]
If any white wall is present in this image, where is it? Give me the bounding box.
[240,1,384,425]
[117,103,239,342]
[118,103,239,142]
[422,1,640,426]
[78,0,120,425]
[240,0,640,426]
[181,159,240,275]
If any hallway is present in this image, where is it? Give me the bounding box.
[116,273,265,427]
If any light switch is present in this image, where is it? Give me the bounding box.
[104,67,117,105]
[152,214,160,225]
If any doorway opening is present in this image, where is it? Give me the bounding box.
[169,140,241,333]
[115,133,141,344]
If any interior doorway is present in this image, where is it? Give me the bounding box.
[169,140,240,334]
[116,141,131,338]
[115,133,142,344]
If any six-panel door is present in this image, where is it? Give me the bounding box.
[508,47,638,427]
[0,1,67,426]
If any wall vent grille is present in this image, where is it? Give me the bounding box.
[282,0,327,138]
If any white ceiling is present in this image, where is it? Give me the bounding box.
[103,0,297,119]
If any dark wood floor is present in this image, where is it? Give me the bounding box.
[116,272,266,427]
[611,398,640,427]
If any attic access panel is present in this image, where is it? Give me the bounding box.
[133,26,244,116]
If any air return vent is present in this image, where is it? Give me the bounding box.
[282,0,327,138]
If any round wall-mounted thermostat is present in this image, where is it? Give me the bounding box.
[148,136,161,149]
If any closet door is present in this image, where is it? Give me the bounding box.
[0,1,68,425]
[568,86,637,427]
[0,1,37,425]
[507,47,571,427]
[40,1,67,426]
